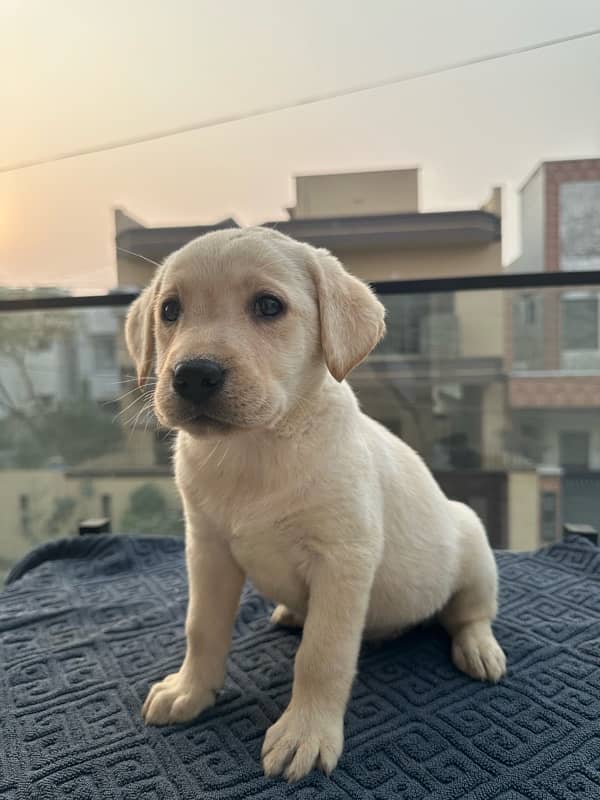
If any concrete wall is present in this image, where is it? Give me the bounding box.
[457,291,504,358]
[2,470,67,564]
[519,167,545,272]
[292,169,419,219]
[1,469,181,568]
[508,471,540,551]
[481,382,507,468]
[339,241,502,281]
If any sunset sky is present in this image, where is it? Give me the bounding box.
[1,0,599,290]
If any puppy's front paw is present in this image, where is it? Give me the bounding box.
[142,671,216,725]
[261,707,343,782]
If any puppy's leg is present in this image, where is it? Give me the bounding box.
[439,502,506,683]
[262,548,374,782]
[143,526,244,725]
[270,604,304,628]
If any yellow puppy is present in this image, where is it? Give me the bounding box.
[125,227,506,782]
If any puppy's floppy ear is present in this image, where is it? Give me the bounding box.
[125,272,162,387]
[308,247,386,382]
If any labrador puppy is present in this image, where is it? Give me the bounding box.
[125,227,506,782]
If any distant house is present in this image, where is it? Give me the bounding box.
[508,158,600,541]
[0,304,121,418]
[115,168,502,285]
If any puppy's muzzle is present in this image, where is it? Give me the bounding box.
[172,358,226,405]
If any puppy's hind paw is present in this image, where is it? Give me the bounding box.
[452,621,507,683]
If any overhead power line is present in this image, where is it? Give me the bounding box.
[2,27,599,175]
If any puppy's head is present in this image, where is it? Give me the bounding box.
[125,227,385,436]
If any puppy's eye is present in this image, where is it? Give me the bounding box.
[161,298,180,323]
[254,294,284,318]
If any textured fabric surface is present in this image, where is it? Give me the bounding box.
[2,534,600,799]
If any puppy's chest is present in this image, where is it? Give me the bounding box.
[228,513,312,611]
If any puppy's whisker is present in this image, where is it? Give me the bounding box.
[112,387,142,402]
[215,442,232,470]
[198,439,222,471]
[105,378,138,387]
[114,394,147,418]
[142,405,161,434]
[114,386,155,414]
[111,380,157,404]
[112,373,156,386]
[124,400,155,430]
[117,247,162,269]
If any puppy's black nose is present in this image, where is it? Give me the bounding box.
[172,359,226,404]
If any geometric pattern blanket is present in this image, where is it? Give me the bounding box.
[2,534,600,799]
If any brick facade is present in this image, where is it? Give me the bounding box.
[509,376,600,408]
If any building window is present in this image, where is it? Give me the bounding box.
[559,431,590,471]
[559,180,600,271]
[540,492,557,544]
[101,494,112,521]
[518,421,543,463]
[397,296,425,354]
[382,295,429,355]
[520,294,537,324]
[431,293,454,314]
[561,296,599,351]
[19,494,31,536]
[92,336,116,370]
[513,292,543,369]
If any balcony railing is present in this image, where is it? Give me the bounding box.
[2,269,600,578]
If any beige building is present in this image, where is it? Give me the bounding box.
[116,168,503,284]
